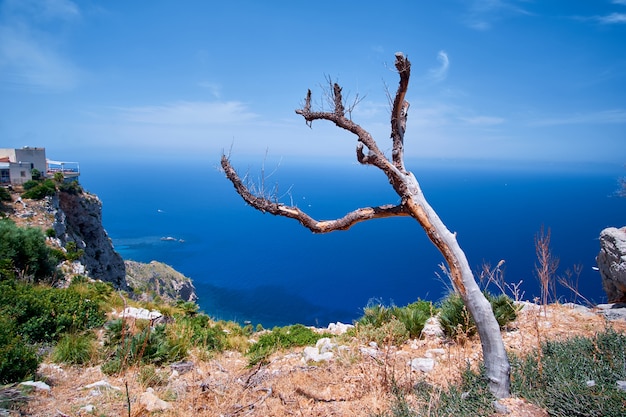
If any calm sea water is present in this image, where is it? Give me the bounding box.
[79,157,625,328]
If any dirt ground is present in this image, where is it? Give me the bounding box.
[17,302,626,417]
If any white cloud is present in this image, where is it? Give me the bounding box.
[612,0,626,6]
[0,0,81,91]
[3,0,80,21]
[116,101,259,125]
[597,12,626,24]
[197,81,222,98]
[0,25,81,91]
[428,51,449,82]
[464,0,532,31]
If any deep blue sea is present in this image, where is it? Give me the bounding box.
[79,157,625,328]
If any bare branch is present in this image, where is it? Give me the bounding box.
[221,155,409,233]
[391,52,411,173]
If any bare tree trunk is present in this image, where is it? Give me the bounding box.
[221,52,510,398]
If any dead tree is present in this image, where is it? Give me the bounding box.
[221,52,511,398]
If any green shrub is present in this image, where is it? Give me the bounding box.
[356,299,436,342]
[0,280,106,343]
[58,180,82,195]
[510,328,626,417]
[0,314,39,384]
[354,318,409,347]
[52,332,95,365]
[393,300,435,339]
[21,179,56,200]
[438,292,518,339]
[0,219,56,282]
[247,324,329,366]
[0,187,11,202]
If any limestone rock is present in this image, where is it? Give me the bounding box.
[597,227,626,302]
[140,388,172,412]
[410,358,435,373]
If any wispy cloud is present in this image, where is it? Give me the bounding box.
[464,0,532,31]
[612,0,626,6]
[0,0,82,91]
[459,115,505,126]
[530,109,626,126]
[197,81,222,98]
[116,101,259,125]
[596,12,626,24]
[428,51,449,82]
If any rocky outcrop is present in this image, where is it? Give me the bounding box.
[53,191,128,290]
[125,260,197,303]
[597,227,626,303]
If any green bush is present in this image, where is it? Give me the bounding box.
[247,324,329,366]
[354,318,409,347]
[58,180,82,195]
[438,292,518,339]
[511,328,626,417]
[0,219,56,282]
[0,280,106,343]
[0,187,11,202]
[21,179,56,200]
[0,314,39,384]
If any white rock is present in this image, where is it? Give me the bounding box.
[82,380,120,391]
[617,381,626,392]
[20,381,50,391]
[79,404,95,413]
[140,387,172,412]
[369,341,378,349]
[425,348,446,358]
[421,317,443,338]
[327,322,354,335]
[316,337,336,354]
[586,380,596,387]
[410,358,435,373]
[118,307,162,320]
[360,347,379,357]
[302,346,333,363]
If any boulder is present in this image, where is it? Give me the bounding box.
[597,227,626,302]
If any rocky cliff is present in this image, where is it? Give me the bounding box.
[52,190,128,290]
[125,260,197,303]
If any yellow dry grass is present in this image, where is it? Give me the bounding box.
[20,302,626,417]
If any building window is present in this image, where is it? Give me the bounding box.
[20,171,26,177]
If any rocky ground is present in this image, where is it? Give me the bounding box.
[15,302,626,417]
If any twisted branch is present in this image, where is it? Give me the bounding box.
[221,155,409,233]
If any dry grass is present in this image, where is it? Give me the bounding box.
[19,302,626,417]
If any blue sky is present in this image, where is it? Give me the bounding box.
[0,0,625,166]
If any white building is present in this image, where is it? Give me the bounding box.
[0,147,79,185]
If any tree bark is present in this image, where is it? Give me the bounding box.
[221,52,510,398]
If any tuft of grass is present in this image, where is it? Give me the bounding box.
[510,328,626,417]
[354,299,437,346]
[52,332,96,365]
[247,324,330,366]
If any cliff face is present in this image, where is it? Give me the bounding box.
[125,260,197,303]
[53,191,128,290]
